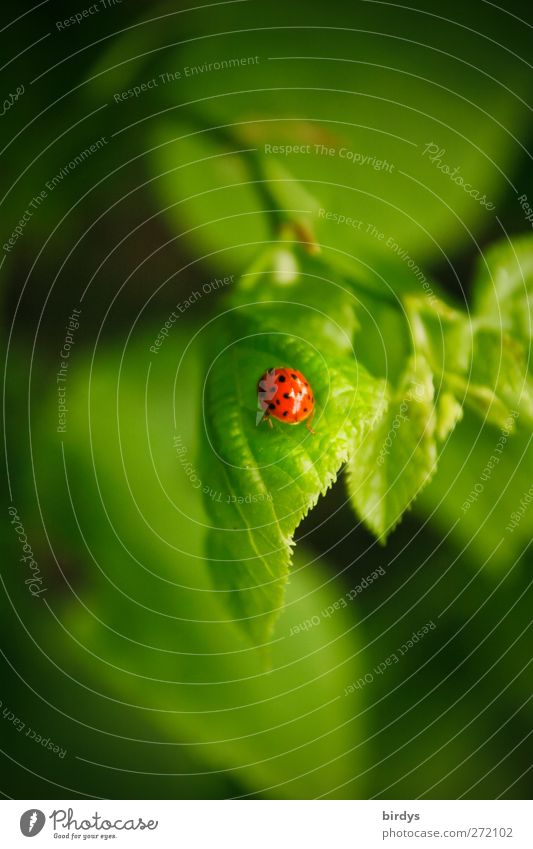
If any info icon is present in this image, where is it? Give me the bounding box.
[20,810,46,837]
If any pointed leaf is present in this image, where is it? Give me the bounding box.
[202,318,386,642]
[347,355,437,540]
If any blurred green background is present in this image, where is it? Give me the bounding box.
[1,0,532,799]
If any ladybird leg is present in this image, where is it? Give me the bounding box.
[267,417,274,429]
[305,409,316,434]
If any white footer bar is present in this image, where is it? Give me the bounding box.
[1,799,531,848]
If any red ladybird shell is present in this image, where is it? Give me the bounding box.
[257,367,315,425]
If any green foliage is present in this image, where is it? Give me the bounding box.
[17,331,366,799]
[411,236,533,569]
[347,355,436,541]
[473,235,533,347]
[202,257,386,641]
[4,0,533,799]
[405,293,533,429]
[22,2,533,643]
[201,235,533,639]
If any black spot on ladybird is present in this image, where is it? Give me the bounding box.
[291,373,297,379]
[278,374,286,382]
[283,411,288,417]
[268,403,275,410]
[283,392,290,399]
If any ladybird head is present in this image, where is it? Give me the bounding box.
[256,368,277,424]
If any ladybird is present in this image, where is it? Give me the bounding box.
[257,367,315,432]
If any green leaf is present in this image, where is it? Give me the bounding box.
[405,295,533,431]
[473,234,533,345]
[127,0,532,282]
[230,247,360,353]
[405,296,473,376]
[446,327,533,430]
[202,310,386,642]
[418,407,531,573]
[347,354,437,541]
